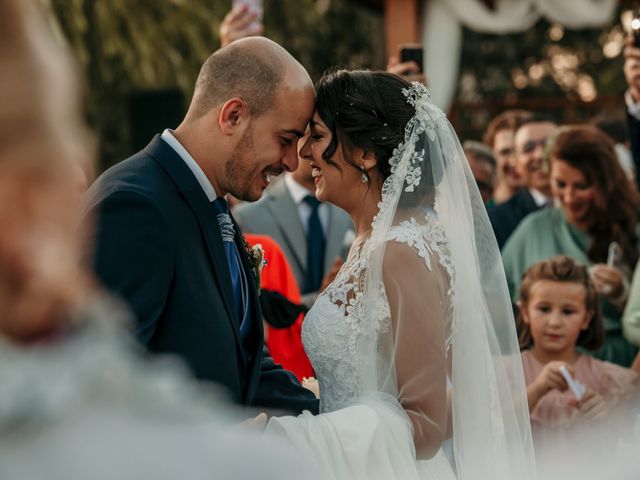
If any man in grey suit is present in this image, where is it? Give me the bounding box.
[235,136,353,306]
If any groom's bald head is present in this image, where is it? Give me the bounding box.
[188,37,311,119]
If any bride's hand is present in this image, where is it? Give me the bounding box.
[302,377,320,399]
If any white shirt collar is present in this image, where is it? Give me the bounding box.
[284,174,316,204]
[529,188,549,207]
[625,89,640,121]
[161,129,217,202]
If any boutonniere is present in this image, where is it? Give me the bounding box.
[242,237,267,294]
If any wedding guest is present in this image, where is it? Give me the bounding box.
[463,140,497,206]
[590,110,636,182]
[0,2,318,479]
[488,115,556,249]
[517,256,637,476]
[482,109,533,205]
[245,233,314,381]
[623,35,640,189]
[503,126,640,366]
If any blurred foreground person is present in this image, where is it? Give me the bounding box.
[0,2,317,479]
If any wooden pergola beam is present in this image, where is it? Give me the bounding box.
[384,0,419,57]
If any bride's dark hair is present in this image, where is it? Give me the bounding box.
[315,69,416,183]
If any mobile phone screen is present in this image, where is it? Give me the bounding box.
[399,47,423,73]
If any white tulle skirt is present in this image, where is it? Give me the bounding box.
[266,401,456,480]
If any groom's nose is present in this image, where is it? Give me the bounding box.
[282,145,299,172]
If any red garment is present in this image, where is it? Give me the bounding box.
[245,234,314,380]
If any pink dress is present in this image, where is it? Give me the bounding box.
[522,351,639,480]
[522,351,638,479]
[522,350,638,430]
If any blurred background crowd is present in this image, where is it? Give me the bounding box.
[3,0,640,478]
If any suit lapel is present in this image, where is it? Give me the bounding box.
[266,182,307,272]
[145,136,244,356]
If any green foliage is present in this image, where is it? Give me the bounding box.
[45,0,624,159]
[43,0,384,170]
[454,11,628,139]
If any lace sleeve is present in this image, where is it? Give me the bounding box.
[382,240,449,460]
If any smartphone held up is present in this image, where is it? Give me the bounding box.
[232,0,263,31]
[399,44,424,73]
[632,13,640,48]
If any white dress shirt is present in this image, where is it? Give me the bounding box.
[284,174,329,235]
[529,188,550,208]
[625,89,640,121]
[161,129,218,201]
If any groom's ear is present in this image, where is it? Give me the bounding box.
[219,97,248,135]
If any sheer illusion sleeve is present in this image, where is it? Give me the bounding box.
[382,241,449,460]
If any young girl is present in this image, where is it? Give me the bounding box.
[518,256,639,472]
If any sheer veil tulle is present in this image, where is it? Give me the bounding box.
[358,82,536,478]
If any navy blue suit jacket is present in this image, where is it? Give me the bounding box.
[84,135,318,414]
[488,189,542,250]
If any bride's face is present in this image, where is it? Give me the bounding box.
[299,113,365,209]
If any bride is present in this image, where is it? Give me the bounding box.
[265,70,536,479]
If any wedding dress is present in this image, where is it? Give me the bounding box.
[266,82,537,480]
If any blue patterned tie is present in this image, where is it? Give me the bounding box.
[303,195,326,294]
[212,198,247,331]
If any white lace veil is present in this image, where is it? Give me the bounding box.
[355,81,536,478]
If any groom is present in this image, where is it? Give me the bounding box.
[83,37,318,414]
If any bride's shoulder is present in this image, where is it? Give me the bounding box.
[385,212,450,272]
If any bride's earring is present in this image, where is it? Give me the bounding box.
[360,166,368,183]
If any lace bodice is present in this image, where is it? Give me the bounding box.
[302,211,454,413]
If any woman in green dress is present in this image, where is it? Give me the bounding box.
[502,125,639,366]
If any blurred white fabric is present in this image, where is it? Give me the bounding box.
[421,0,617,110]
[0,297,319,480]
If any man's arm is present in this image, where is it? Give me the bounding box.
[88,189,175,343]
[252,347,319,415]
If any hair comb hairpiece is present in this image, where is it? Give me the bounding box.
[401,82,430,107]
